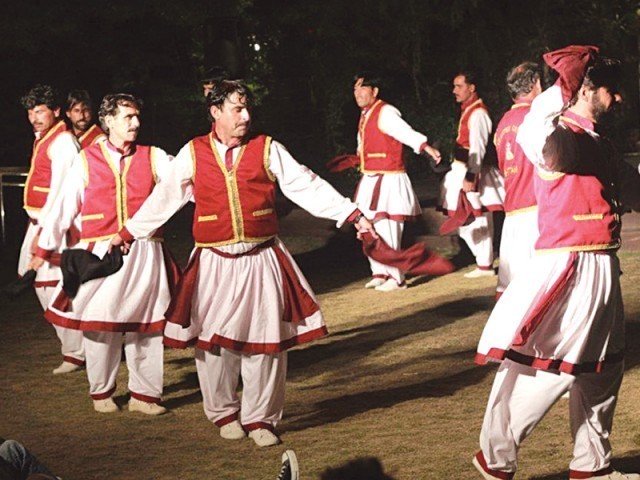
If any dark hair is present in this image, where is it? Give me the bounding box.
[456,68,482,91]
[21,84,61,110]
[206,79,253,111]
[583,57,622,93]
[98,93,142,133]
[506,62,541,99]
[66,89,93,111]
[353,71,384,90]
[201,66,230,85]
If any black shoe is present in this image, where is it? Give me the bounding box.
[277,450,299,480]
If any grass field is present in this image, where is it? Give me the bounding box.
[2,210,640,480]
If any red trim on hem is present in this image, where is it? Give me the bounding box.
[91,385,117,400]
[495,291,503,302]
[63,355,85,366]
[45,309,166,333]
[345,208,363,223]
[130,392,161,404]
[35,280,59,288]
[474,451,514,480]
[214,412,240,427]
[569,466,613,479]
[163,336,197,349]
[475,348,624,375]
[371,212,420,222]
[243,421,274,432]
[196,326,329,354]
[478,265,493,271]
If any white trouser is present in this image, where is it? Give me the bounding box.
[36,286,85,364]
[83,331,164,402]
[480,358,623,474]
[458,212,493,268]
[367,219,404,284]
[195,347,287,430]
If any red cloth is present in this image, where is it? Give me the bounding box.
[326,154,359,173]
[360,232,454,276]
[513,252,578,346]
[224,147,234,171]
[165,242,320,327]
[543,45,600,103]
[439,190,476,235]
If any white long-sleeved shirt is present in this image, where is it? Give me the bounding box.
[37,144,174,252]
[29,129,80,224]
[357,103,427,158]
[516,85,566,171]
[124,137,358,254]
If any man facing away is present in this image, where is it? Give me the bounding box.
[352,72,441,292]
[440,70,505,278]
[65,89,106,149]
[494,62,542,299]
[473,46,639,480]
[111,79,376,446]
[31,94,175,416]
[18,84,85,374]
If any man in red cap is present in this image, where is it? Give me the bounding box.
[440,70,505,278]
[494,62,542,298]
[18,84,85,374]
[473,46,638,480]
[111,79,376,447]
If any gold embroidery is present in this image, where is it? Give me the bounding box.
[32,186,51,193]
[253,208,273,217]
[263,136,276,182]
[366,153,387,158]
[23,121,66,208]
[197,214,218,222]
[536,168,565,181]
[573,213,605,221]
[505,206,537,217]
[82,213,105,221]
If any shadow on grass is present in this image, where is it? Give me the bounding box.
[288,295,494,378]
[282,364,493,434]
[530,452,640,480]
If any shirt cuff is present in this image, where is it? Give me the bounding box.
[119,227,135,243]
[35,247,54,260]
[346,208,363,223]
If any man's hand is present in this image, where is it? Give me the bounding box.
[355,216,378,240]
[28,256,45,271]
[109,233,131,255]
[423,145,442,164]
[462,178,477,193]
[30,232,40,254]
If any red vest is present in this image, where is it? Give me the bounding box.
[80,142,161,242]
[359,100,405,173]
[78,124,106,150]
[494,103,537,213]
[191,133,278,247]
[535,113,620,252]
[23,121,72,212]
[455,98,489,162]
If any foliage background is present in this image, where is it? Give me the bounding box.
[0,0,638,176]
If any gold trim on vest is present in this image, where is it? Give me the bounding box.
[82,213,105,221]
[573,213,605,221]
[197,214,219,222]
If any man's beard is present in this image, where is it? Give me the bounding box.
[591,96,616,124]
[74,120,89,132]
